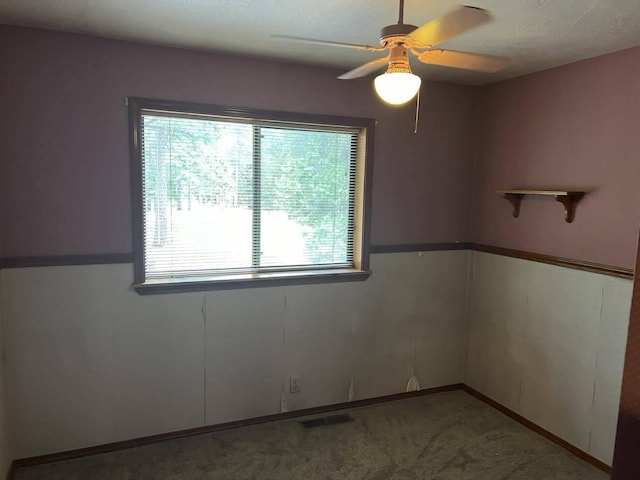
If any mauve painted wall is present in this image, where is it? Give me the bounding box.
[0,26,476,258]
[471,47,640,270]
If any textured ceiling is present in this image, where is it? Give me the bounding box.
[1,0,639,85]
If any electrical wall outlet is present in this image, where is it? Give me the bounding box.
[289,376,301,393]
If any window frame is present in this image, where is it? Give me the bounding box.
[128,97,375,294]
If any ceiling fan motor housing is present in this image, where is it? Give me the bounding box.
[379,23,418,44]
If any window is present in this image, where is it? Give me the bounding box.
[129,98,374,293]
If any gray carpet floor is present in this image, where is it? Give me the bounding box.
[14,391,608,479]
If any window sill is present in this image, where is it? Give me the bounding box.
[133,268,371,295]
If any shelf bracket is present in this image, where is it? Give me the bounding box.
[502,193,524,218]
[554,192,585,223]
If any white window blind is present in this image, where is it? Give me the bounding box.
[140,110,359,280]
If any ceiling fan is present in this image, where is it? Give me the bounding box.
[273,0,508,105]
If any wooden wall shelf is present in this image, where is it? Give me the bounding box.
[495,189,586,223]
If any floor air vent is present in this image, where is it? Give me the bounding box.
[300,413,353,429]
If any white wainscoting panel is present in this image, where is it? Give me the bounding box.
[1,251,469,458]
[466,251,632,465]
[0,272,13,478]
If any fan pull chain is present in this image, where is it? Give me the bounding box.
[414,88,420,134]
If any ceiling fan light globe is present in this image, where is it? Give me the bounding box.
[374,72,421,105]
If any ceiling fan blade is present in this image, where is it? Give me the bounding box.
[417,49,509,72]
[338,57,389,80]
[271,34,383,52]
[408,6,492,48]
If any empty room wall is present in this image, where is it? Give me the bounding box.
[467,47,640,465]
[2,23,635,469]
[0,26,475,459]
